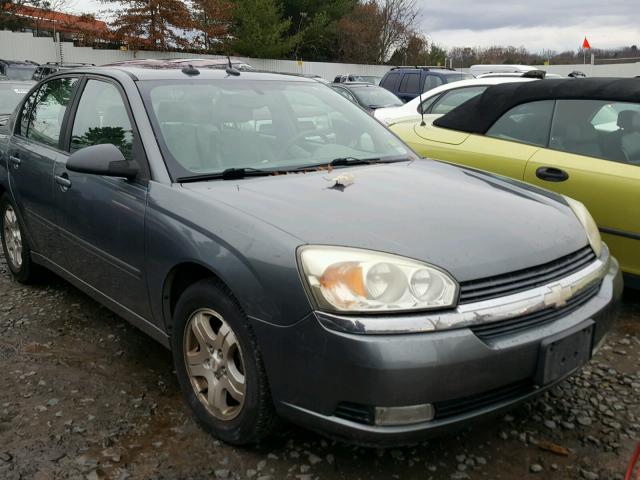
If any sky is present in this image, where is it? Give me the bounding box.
[68,0,639,53]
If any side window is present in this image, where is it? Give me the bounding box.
[418,94,440,114]
[422,75,444,92]
[21,77,77,148]
[399,73,420,94]
[486,100,555,147]
[431,86,487,115]
[550,99,640,165]
[18,87,40,135]
[381,73,401,91]
[70,80,134,161]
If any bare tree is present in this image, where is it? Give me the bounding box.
[377,0,418,62]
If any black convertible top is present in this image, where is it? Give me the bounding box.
[433,78,640,134]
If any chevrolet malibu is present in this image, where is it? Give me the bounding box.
[0,64,622,445]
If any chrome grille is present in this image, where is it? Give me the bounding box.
[470,281,601,341]
[459,246,596,304]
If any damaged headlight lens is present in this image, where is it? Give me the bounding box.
[298,246,458,313]
[564,196,602,257]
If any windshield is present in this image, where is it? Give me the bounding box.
[0,83,31,114]
[351,87,403,108]
[5,66,36,81]
[140,79,414,179]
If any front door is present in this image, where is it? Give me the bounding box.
[524,99,640,279]
[53,77,151,318]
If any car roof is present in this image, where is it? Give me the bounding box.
[434,77,640,135]
[388,67,456,74]
[103,58,250,68]
[45,65,315,83]
[404,77,535,108]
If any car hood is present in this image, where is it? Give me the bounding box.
[184,160,589,282]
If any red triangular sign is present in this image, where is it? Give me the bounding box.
[582,37,591,49]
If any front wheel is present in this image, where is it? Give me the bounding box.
[0,194,39,283]
[171,278,277,444]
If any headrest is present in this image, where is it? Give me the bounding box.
[617,110,640,130]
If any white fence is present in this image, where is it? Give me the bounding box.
[0,31,390,80]
[533,62,640,77]
[2,31,640,80]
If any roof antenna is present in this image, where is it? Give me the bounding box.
[418,84,426,126]
[226,55,240,76]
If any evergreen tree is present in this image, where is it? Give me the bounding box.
[191,0,233,53]
[230,0,298,58]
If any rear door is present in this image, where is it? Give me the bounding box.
[397,72,420,102]
[7,77,78,259]
[524,99,640,278]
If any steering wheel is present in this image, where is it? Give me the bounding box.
[278,128,334,157]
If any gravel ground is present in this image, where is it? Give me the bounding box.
[0,252,638,480]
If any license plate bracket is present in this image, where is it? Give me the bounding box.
[535,320,595,386]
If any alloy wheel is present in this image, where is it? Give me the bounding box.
[3,205,22,270]
[183,308,246,420]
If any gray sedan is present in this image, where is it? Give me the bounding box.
[0,64,622,445]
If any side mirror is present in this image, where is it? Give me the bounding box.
[67,144,138,180]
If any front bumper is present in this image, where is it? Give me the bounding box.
[250,252,623,445]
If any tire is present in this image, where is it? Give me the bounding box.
[171,278,277,445]
[0,193,40,283]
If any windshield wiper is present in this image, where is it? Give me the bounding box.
[176,167,275,183]
[295,156,412,170]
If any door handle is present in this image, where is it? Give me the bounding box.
[9,155,21,169]
[535,166,569,182]
[55,174,72,190]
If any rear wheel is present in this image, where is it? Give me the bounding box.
[171,278,277,444]
[0,194,39,283]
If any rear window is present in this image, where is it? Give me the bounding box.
[351,87,403,108]
[399,73,420,94]
[0,84,31,115]
[381,73,401,91]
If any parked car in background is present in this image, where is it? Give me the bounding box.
[0,64,621,446]
[333,74,382,85]
[0,60,39,81]
[330,82,403,113]
[374,77,536,126]
[391,78,640,287]
[380,67,474,102]
[0,80,34,127]
[32,62,95,81]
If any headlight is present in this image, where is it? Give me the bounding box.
[564,196,602,257]
[298,246,458,313]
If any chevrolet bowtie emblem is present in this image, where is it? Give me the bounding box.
[544,283,574,308]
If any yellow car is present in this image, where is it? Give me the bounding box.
[391,78,640,287]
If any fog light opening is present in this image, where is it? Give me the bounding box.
[374,404,434,426]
